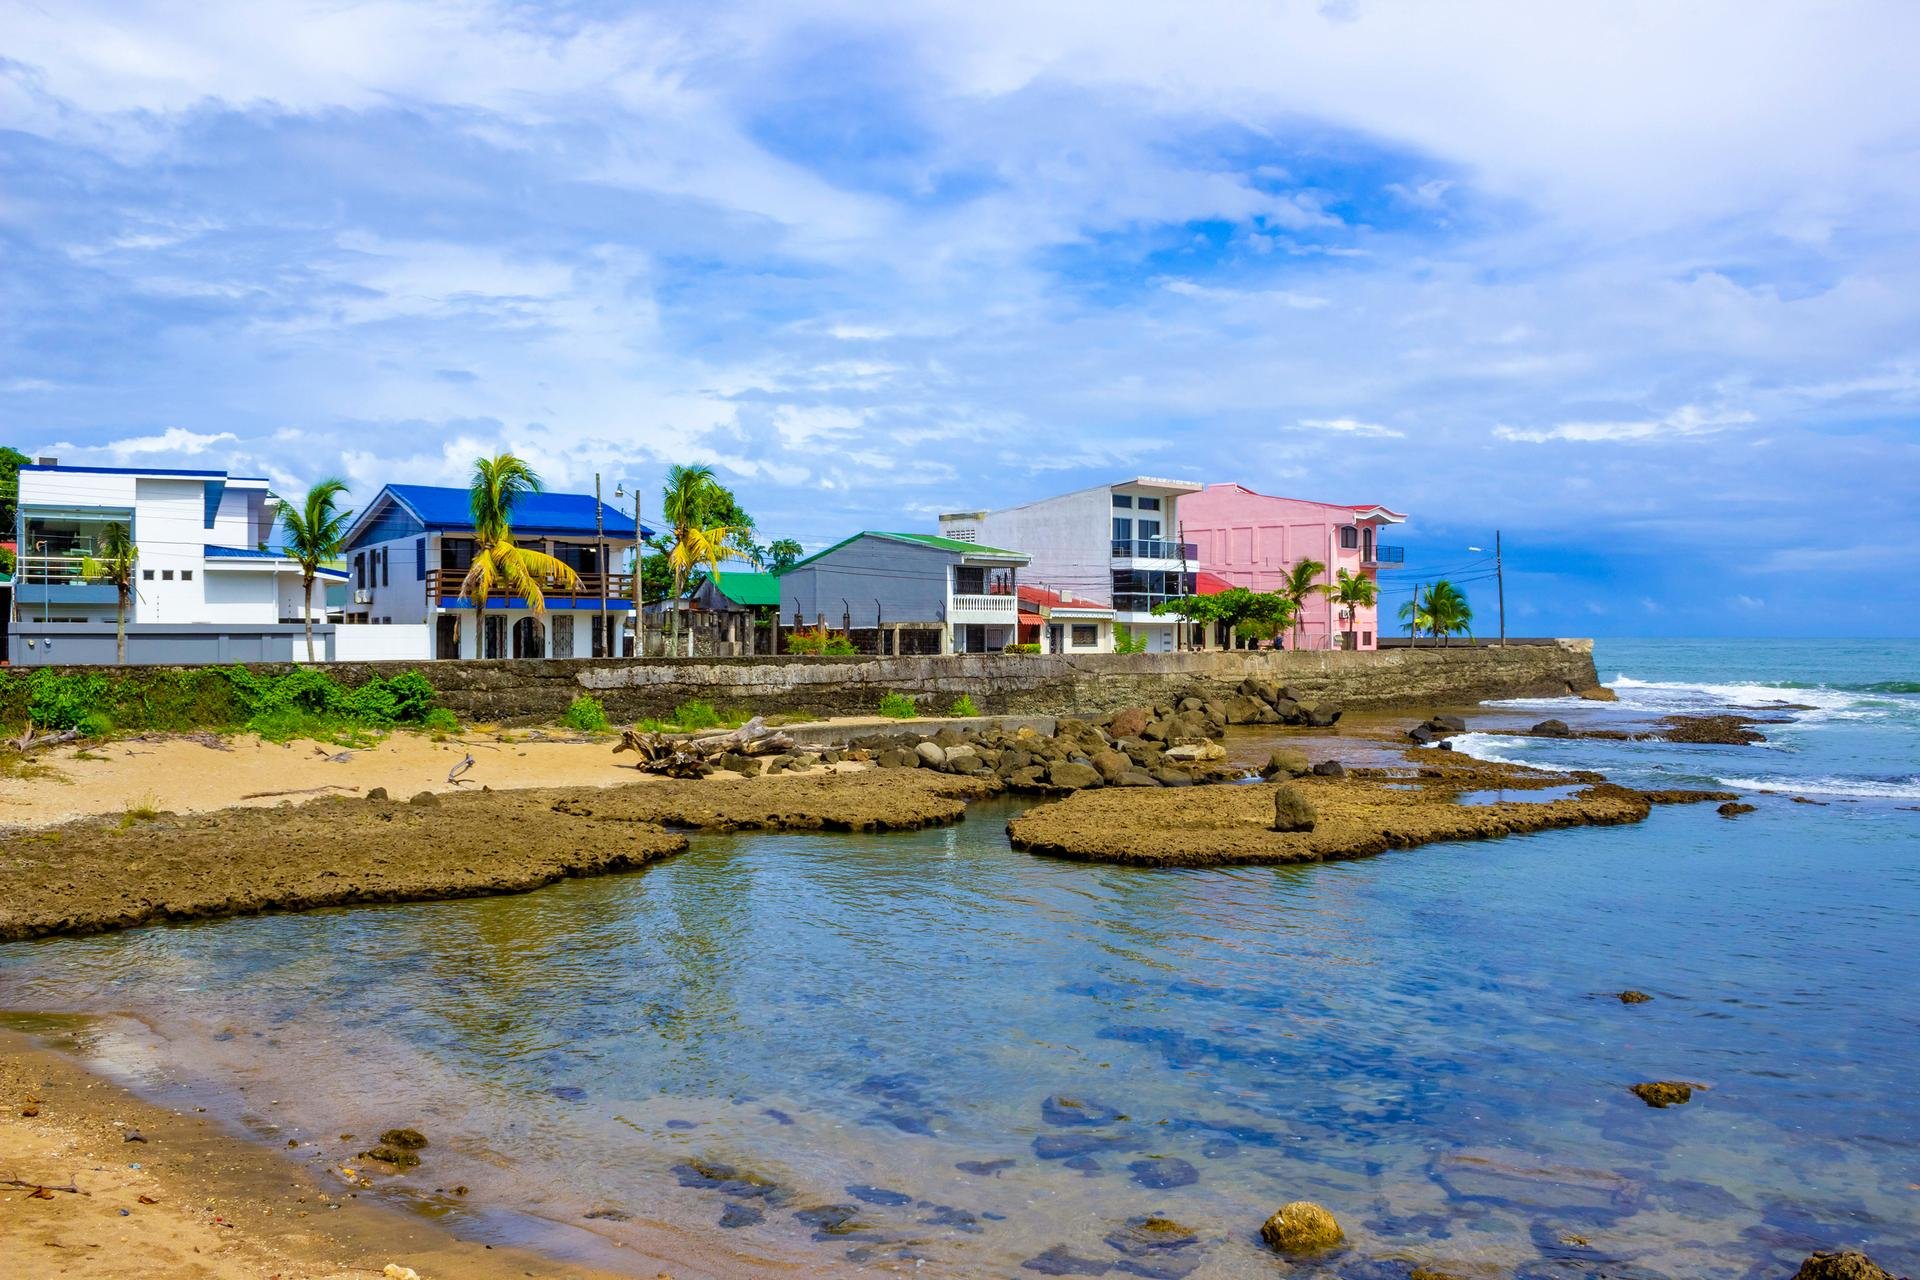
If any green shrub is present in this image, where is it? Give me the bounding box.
[787,627,857,656]
[1003,642,1041,654]
[671,699,722,730]
[422,707,460,734]
[561,695,610,733]
[1113,624,1150,655]
[79,711,114,738]
[878,692,918,720]
[27,669,111,730]
[948,694,981,717]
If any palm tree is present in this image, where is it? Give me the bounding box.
[1277,558,1327,649]
[1425,579,1474,647]
[662,464,749,656]
[767,538,804,572]
[80,522,138,664]
[1398,590,1432,643]
[279,479,353,662]
[462,453,579,658]
[1328,567,1379,649]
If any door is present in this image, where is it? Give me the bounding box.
[435,614,460,660]
[1047,624,1063,653]
[551,615,574,659]
[484,614,507,659]
[512,616,544,659]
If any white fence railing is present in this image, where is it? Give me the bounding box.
[950,594,1017,616]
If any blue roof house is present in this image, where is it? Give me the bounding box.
[340,483,653,660]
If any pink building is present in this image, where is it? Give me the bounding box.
[1179,483,1407,650]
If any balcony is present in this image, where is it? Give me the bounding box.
[427,567,635,608]
[1111,539,1198,562]
[949,593,1018,621]
[1364,545,1406,566]
[1111,593,1189,614]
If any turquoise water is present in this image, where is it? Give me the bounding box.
[2,638,1916,1277]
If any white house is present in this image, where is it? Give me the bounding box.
[938,477,1203,653]
[9,461,352,665]
[340,483,647,660]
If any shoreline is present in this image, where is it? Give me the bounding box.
[0,1023,700,1279]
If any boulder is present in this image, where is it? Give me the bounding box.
[1577,685,1620,702]
[1261,748,1311,779]
[718,752,761,776]
[1304,704,1343,728]
[1089,750,1132,784]
[1164,740,1226,763]
[1269,698,1305,724]
[365,787,389,802]
[1532,719,1573,737]
[1009,766,1047,790]
[1259,1201,1343,1256]
[1270,785,1316,833]
[1222,694,1275,725]
[1629,1081,1693,1108]
[915,741,947,767]
[1618,990,1654,1004]
[1429,714,1468,734]
[1311,759,1347,778]
[933,726,967,747]
[945,749,988,775]
[1716,801,1756,818]
[877,747,919,769]
[1792,1252,1898,1280]
[407,791,439,806]
[1151,767,1196,787]
[1116,770,1161,787]
[1107,707,1151,740]
[1407,724,1436,746]
[1047,761,1102,791]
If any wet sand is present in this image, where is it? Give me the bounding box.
[0,1026,683,1279]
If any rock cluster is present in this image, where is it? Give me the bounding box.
[1630,1081,1694,1108]
[1407,713,1468,745]
[1792,1251,1901,1280]
[1215,677,1343,728]
[839,703,1245,793]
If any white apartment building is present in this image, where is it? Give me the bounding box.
[938,477,1203,653]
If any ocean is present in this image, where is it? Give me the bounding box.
[2,637,1915,1277]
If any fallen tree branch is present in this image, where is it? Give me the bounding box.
[613,717,794,777]
[3,1176,89,1196]
[238,785,357,800]
[10,728,84,755]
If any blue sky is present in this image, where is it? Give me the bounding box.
[4,1,1918,636]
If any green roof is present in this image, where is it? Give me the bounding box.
[708,570,781,607]
[784,531,1029,573]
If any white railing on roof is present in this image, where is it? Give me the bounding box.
[950,593,1017,616]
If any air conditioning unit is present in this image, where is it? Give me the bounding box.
[353,589,373,605]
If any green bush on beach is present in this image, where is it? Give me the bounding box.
[878,692,918,719]
[0,665,448,743]
[948,694,981,717]
[562,694,610,733]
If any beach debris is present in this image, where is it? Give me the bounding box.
[1270,784,1317,833]
[11,726,84,754]
[1617,990,1654,1004]
[27,1185,55,1199]
[6,1176,85,1196]
[1792,1251,1898,1280]
[383,1267,423,1280]
[324,751,354,764]
[447,753,475,784]
[20,1104,39,1117]
[1629,1081,1694,1108]
[122,1128,148,1143]
[1259,1200,1344,1255]
[240,785,355,800]
[138,1194,158,1204]
[615,717,795,778]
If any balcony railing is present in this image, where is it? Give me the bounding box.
[1111,539,1198,561]
[1364,545,1406,565]
[950,593,1017,616]
[426,567,634,605]
[12,554,92,585]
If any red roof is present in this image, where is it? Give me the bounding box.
[1193,571,1236,595]
[1017,584,1114,614]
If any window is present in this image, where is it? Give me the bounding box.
[1340,525,1359,549]
[1362,631,1373,646]
[142,569,155,581]
[181,570,192,581]
[1137,496,1160,512]
[415,537,426,580]
[161,569,174,580]
[1072,624,1098,648]
[1112,494,1133,508]
[954,566,986,595]
[380,546,389,588]
[1112,517,1132,542]
[355,553,366,589]
[1137,519,1161,540]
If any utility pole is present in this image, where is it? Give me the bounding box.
[1496,530,1506,647]
[595,472,607,657]
[632,487,644,659]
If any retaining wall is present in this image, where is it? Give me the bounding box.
[323,640,1600,723]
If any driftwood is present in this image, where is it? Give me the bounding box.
[9,728,84,755]
[613,716,795,777]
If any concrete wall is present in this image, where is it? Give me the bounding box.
[10,621,330,666]
[300,639,1600,723]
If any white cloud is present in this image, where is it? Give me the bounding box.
[1494,404,1756,445]
[1298,417,1404,439]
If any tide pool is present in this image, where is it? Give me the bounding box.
[3,638,1915,1277]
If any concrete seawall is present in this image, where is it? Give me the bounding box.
[320,639,1599,723]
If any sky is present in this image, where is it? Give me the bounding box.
[4,1,1918,637]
